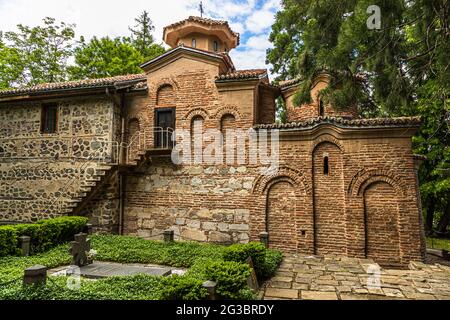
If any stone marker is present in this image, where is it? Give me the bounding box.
[23,265,47,286]
[85,223,93,235]
[202,280,217,300]
[164,230,174,243]
[69,233,92,267]
[259,232,269,248]
[18,236,31,256]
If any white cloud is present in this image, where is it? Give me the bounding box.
[0,0,281,72]
[245,9,276,33]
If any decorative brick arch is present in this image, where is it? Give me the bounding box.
[182,107,210,122]
[311,134,344,153]
[347,168,406,197]
[153,77,180,92]
[252,166,311,195]
[211,105,242,120]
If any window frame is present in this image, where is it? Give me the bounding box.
[40,103,58,134]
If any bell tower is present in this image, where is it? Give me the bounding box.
[163,16,240,53]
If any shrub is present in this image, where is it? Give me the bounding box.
[189,259,251,299]
[0,225,20,256]
[222,242,282,280]
[158,275,208,300]
[0,216,88,257]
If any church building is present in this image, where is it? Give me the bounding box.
[0,16,426,267]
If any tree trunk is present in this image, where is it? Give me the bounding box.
[425,199,436,236]
[437,202,450,234]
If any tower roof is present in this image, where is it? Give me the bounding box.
[163,16,240,50]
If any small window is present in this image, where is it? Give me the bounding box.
[319,99,325,117]
[323,156,329,175]
[41,103,58,134]
[213,41,218,52]
[191,38,197,48]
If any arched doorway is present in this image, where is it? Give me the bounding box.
[266,180,297,252]
[364,181,400,265]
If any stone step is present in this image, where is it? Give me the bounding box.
[94,170,107,176]
[86,177,102,182]
[80,186,92,192]
[81,181,97,187]
[67,198,82,203]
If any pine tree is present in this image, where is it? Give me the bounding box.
[129,10,165,62]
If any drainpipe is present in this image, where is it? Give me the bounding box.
[118,92,126,235]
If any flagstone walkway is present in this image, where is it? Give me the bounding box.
[260,254,450,300]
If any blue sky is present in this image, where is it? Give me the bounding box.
[0,0,282,75]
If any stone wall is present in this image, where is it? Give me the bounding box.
[0,96,118,223]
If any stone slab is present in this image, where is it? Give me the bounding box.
[50,261,174,279]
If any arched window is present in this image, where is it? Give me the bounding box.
[213,41,218,52]
[319,99,325,117]
[191,38,197,48]
[191,115,204,164]
[323,156,329,175]
[157,84,175,107]
[221,114,236,163]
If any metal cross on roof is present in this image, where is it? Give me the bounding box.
[199,1,204,17]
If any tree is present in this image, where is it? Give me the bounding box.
[129,10,166,62]
[0,17,75,88]
[68,36,144,80]
[267,0,450,233]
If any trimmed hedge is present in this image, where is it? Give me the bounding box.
[188,258,252,299]
[0,216,88,257]
[222,242,283,280]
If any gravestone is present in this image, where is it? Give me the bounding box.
[69,233,92,267]
[23,265,47,286]
[246,256,259,292]
[18,236,31,256]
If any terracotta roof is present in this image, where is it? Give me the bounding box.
[254,116,422,130]
[164,16,240,45]
[278,78,302,89]
[141,45,235,72]
[0,74,147,97]
[216,69,267,81]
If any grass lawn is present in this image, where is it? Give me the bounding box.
[0,235,282,300]
[426,237,450,251]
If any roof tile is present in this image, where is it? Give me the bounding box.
[0,74,147,97]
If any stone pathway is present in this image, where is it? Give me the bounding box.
[260,254,450,300]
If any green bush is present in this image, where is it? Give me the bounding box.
[189,259,251,299]
[0,225,20,256]
[158,275,208,300]
[222,242,282,280]
[0,216,88,257]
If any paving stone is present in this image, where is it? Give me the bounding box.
[271,276,293,282]
[265,288,299,299]
[301,291,338,300]
[292,283,309,290]
[268,281,292,289]
[382,288,405,298]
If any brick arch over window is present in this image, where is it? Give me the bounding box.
[212,105,242,120]
[252,166,311,195]
[182,107,209,122]
[156,84,175,107]
[311,134,344,153]
[347,169,406,197]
